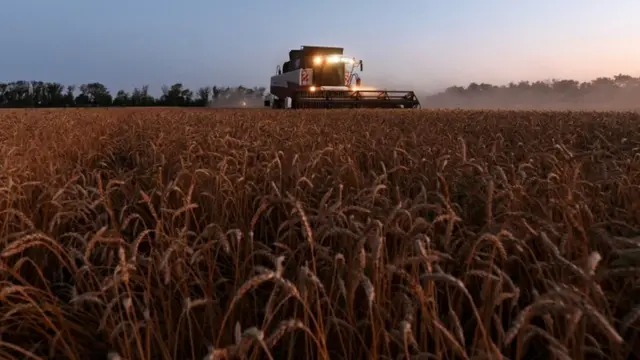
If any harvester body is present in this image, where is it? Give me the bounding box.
[264,45,420,109]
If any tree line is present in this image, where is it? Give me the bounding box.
[1,74,638,109]
[0,81,267,108]
[423,74,640,109]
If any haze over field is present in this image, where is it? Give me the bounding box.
[1,0,639,106]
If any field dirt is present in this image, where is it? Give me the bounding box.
[1,107,640,360]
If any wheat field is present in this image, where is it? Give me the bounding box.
[0,107,639,360]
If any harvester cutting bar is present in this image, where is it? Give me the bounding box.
[294,90,421,109]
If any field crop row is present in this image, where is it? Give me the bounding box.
[0,108,639,360]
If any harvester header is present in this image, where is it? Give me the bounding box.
[264,45,420,109]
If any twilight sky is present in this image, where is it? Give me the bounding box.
[1,0,638,95]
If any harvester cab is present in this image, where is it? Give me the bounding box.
[264,45,421,109]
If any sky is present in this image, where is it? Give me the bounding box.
[1,0,639,95]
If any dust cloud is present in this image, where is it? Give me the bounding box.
[420,79,640,111]
[205,76,639,112]
[207,93,265,108]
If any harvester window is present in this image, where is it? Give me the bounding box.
[312,60,345,87]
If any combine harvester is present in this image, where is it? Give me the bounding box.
[263,45,421,109]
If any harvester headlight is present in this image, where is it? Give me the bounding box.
[309,86,316,92]
[327,55,340,64]
[313,56,323,65]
